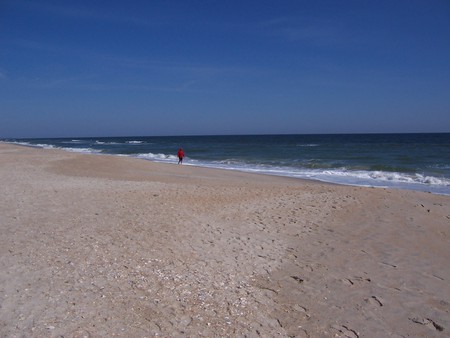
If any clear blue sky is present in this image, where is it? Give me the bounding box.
[1,0,449,138]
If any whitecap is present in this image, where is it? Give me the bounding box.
[136,152,178,162]
[62,147,102,154]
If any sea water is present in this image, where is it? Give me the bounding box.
[3,133,450,195]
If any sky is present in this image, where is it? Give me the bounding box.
[1,0,450,138]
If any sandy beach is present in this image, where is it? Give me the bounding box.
[0,143,449,337]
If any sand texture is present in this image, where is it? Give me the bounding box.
[1,143,449,337]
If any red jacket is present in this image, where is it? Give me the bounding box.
[177,149,184,158]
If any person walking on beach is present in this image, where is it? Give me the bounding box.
[177,148,185,164]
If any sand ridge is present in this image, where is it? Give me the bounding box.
[0,143,449,337]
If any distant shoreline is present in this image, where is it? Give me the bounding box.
[2,137,449,196]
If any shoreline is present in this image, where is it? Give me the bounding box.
[1,143,449,337]
[2,140,449,197]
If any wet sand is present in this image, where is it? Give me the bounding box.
[1,143,449,337]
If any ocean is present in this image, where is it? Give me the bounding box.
[3,133,450,195]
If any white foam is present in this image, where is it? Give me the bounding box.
[62,147,102,154]
[188,160,450,195]
[5,141,102,155]
[9,141,56,149]
[6,141,35,147]
[325,169,450,187]
[136,152,178,162]
[95,141,120,145]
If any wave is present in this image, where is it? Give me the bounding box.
[61,140,84,144]
[62,147,102,154]
[127,141,144,144]
[317,169,450,187]
[7,141,56,149]
[95,141,120,145]
[428,164,450,170]
[5,141,102,154]
[189,160,450,194]
[136,152,178,162]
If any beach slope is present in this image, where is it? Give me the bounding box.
[0,143,449,337]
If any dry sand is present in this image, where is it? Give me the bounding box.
[0,143,449,337]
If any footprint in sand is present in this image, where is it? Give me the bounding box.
[290,276,304,284]
[342,278,354,286]
[409,316,444,332]
[364,295,383,307]
[341,276,371,286]
[331,324,359,338]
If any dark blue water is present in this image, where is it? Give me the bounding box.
[3,133,450,195]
